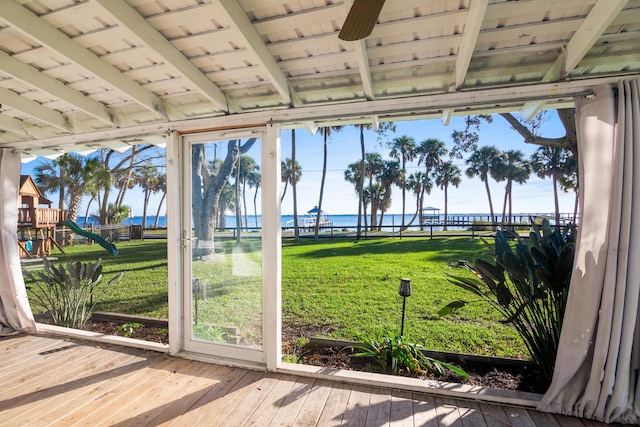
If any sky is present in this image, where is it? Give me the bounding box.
[20,111,576,219]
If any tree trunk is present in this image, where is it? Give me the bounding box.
[552,174,560,226]
[357,125,365,240]
[292,129,300,242]
[314,133,328,240]
[154,192,166,228]
[483,176,496,230]
[443,184,449,231]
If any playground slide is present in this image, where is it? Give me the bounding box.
[60,220,118,255]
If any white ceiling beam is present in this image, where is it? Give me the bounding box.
[454,0,489,90]
[99,140,133,153]
[2,77,621,152]
[520,0,626,119]
[0,114,33,138]
[303,122,318,135]
[441,109,453,126]
[343,0,375,101]
[562,0,628,76]
[0,50,114,126]
[93,0,229,113]
[0,1,165,118]
[216,0,291,105]
[0,87,71,132]
[353,39,374,100]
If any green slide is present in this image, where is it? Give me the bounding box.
[60,220,118,255]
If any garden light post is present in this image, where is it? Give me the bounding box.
[398,278,412,336]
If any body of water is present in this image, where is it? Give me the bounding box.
[76,212,565,231]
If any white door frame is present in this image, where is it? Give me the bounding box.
[165,123,281,370]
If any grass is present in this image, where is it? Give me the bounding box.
[25,235,528,359]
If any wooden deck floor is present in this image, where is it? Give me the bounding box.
[0,333,623,426]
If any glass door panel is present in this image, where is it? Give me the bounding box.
[185,134,263,359]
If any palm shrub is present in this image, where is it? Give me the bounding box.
[439,219,575,386]
[24,258,123,329]
[350,336,469,378]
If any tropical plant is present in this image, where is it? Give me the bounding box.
[439,219,576,386]
[491,150,530,225]
[315,126,342,240]
[134,164,162,229]
[433,161,462,231]
[34,154,103,222]
[24,258,123,329]
[530,146,572,225]
[281,158,301,203]
[388,135,417,229]
[350,336,469,378]
[117,322,144,337]
[405,172,431,229]
[465,145,501,226]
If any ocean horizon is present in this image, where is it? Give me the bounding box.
[75,211,569,231]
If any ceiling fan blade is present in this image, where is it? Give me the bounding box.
[338,0,385,41]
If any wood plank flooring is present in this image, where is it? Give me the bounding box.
[0,334,625,426]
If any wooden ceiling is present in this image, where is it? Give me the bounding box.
[0,0,638,156]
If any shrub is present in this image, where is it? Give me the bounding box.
[439,219,575,386]
[350,336,469,378]
[24,258,123,329]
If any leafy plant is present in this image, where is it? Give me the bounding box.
[439,219,575,385]
[24,258,123,329]
[192,324,229,342]
[349,336,469,378]
[117,322,144,337]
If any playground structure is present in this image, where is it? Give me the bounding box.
[17,175,118,258]
[17,175,65,259]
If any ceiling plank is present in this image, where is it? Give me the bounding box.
[216,0,291,105]
[454,0,489,90]
[520,0,626,118]
[94,0,229,112]
[0,50,114,126]
[0,0,165,118]
[563,0,628,76]
[0,87,71,131]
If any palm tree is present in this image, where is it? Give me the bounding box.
[406,171,431,229]
[416,138,447,222]
[465,145,501,226]
[530,146,572,225]
[557,152,579,221]
[233,155,259,231]
[388,135,417,229]
[491,150,531,225]
[314,126,342,240]
[135,164,161,230]
[290,129,301,242]
[434,161,462,231]
[378,160,401,230]
[153,173,167,228]
[364,152,384,231]
[352,122,396,239]
[281,158,302,202]
[248,171,261,229]
[82,162,111,227]
[34,154,102,222]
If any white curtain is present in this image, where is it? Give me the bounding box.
[0,148,37,336]
[538,80,640,424]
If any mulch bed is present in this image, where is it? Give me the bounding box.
[70,314,545,393]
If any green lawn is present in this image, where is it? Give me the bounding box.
[26,235,527,359]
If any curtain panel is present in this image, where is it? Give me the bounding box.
[0,148,37,336]
[538,80,640,423]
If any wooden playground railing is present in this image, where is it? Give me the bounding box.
[18,208,65,228]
